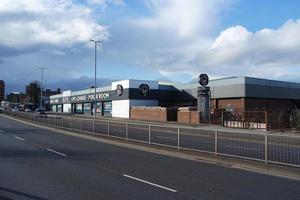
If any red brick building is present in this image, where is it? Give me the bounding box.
[0,80,4,101]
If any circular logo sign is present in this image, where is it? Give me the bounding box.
[139,84,150,96]
[199,74,209,86]
[116,84,123,96]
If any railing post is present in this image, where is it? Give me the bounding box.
[126,123,128,140]
[71,118,73,130]
[62,117,64,128]
[265,134,268,165]
[108,121,110,136]
[221,111,224,126]
[148,125,151,144]
[177,127,180,150]
[93,119,95,134]
[215,130,218,156]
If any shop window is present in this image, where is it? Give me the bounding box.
[76,103,83,114]
[83,103,92,114]
[103,101,112,114]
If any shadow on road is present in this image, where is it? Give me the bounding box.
[0,186,48,200]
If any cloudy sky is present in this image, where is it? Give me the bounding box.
[1,0,300,93]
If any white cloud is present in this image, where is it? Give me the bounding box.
[194,19,300,78]
[131,0,232,39]
[0,0,109,48]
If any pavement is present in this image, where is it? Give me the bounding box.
[0,114,300,200]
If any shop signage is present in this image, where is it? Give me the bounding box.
[50,98,61,104]
[199,74,209,86]
[63,97,71,103]
[71,92,110,103]
[139,84,150,96]
[116,84,123,96]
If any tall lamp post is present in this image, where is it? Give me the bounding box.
[90,39,102,120]
[39,67,47,109]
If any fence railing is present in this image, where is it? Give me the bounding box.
[4,111,300,168]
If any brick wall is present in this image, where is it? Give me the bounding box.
[130,107,177,122]
[177,107,200,125]
[215,98,245,110]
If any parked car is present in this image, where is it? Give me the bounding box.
[35,108,46,115]
[25,108,32,112]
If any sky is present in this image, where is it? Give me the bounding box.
[1,0,300,93]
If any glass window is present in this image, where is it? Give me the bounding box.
[103,101,112,114]
[52,105,57,112]
[96,102,102,114]
[57,104,62,112]
[83,103,92,114]
[76,103,83,114]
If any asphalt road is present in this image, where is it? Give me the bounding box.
[1,114,300,200]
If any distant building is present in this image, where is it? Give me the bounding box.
[44,88,61,97]
[25,81,61,106]
[0,80,4,101]
[7,92,26,107]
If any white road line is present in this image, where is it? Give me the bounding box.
[46,148,67,157]
[14,136,24,141]
[226,145,259,151]
[123,174,177,193]
[0,130,4,134]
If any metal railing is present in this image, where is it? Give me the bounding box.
[5,111,300,168]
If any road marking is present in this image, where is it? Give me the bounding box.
[226,145,259,151]
[14,136,24,141]
[156,136,177,140]
[123,174,177,193]
[46,148,67,157]
[0,130,4,134]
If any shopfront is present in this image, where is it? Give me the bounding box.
[50,79,160,118]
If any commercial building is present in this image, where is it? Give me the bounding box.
[50,76,300,119]
[0,80,4,101]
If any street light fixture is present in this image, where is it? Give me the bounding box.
[38,67,47,109]
[90,39,102,120]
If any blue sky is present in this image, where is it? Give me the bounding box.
[1,0,300,94]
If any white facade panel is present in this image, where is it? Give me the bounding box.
[63,104,72,113]
[111,80,130,90]
[112,100,130,118]
[63,90,72,97]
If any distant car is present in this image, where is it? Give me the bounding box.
[35,108,46,115]
[25,108,32,112]
[11,108,18,112]
[19,108,25,112]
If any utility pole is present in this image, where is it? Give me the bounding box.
[39,67,47,109]
[90,40,102,120]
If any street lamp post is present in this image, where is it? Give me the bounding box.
[39,67,47,109]
[90,40,102,120]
